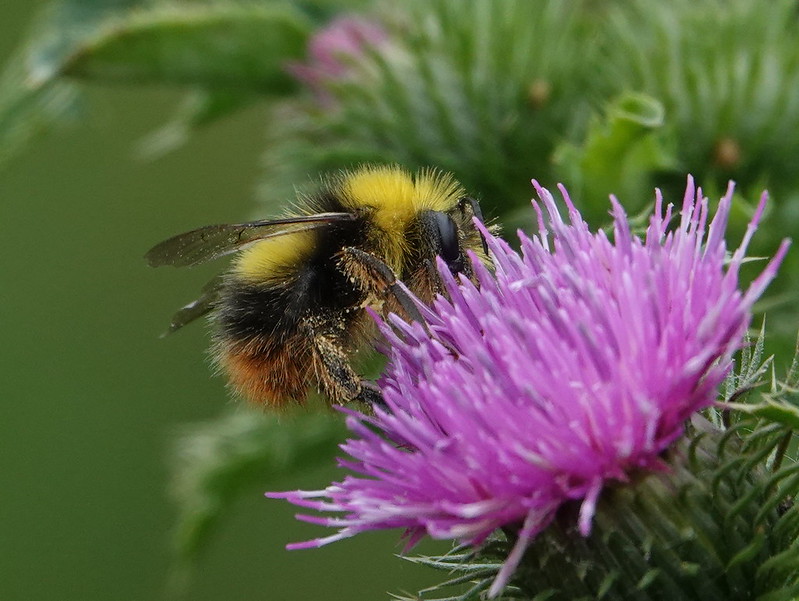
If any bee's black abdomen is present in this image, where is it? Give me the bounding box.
[216,215,366,345]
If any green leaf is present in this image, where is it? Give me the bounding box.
[552,92,678,220]
[0,62,80,166]
[135,87,259,158]
[169,408,346,561]
[721,329,799,430]
[0,1,313,165]
[61,3,311,92]
[0,1,142,166]
[724,401,799,430]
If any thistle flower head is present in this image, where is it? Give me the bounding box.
[269,178,789,597]
[287,15,387,107]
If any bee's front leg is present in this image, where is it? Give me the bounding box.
[355,380,385,407]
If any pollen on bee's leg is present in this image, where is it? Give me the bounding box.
[309,332,363,406]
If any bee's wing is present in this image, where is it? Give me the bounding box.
[162,275,224,336]
[145,212,356,267]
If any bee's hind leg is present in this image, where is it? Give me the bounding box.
[303,319,384,407]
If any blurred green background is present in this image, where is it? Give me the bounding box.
[3,1,799,599]
[0,2,439,600]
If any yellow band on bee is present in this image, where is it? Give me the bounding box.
[234,230,317,282]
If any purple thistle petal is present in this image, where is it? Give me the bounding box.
[269,177,789,597]
[287,16,389,108]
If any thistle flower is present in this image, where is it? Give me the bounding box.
[268,178,789,597]
[287,15,388,107]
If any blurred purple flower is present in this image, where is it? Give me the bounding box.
[288,16,387,107]
[269,178,789,597]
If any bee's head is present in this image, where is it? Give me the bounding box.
[418,196,489,279]
[335,165,490,282]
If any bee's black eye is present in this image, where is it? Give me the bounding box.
[429,211,463,273]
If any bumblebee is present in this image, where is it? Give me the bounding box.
[146,165,489,408]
